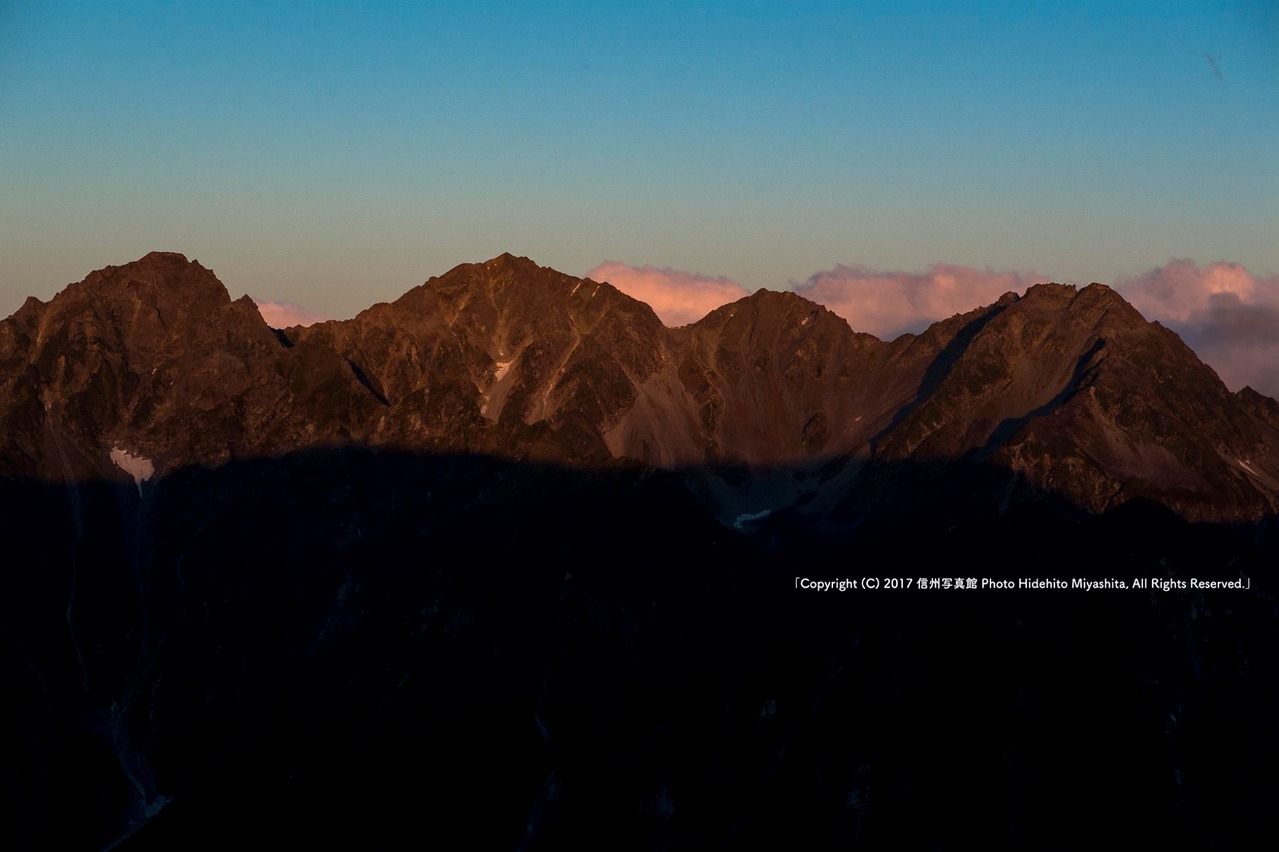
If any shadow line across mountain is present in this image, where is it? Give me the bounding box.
[3,250,1279,848]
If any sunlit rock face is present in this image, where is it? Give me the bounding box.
[1,253,1278,850]
[4,252,1276,521]
[0,251,379,482]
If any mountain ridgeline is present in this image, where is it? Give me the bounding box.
[4,252,1279,850]
[3,250,1277,523]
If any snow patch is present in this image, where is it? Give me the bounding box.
[481,357,517,420]
[733,509,772,530]
[110,447,154,491]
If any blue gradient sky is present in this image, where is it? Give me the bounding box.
[2,1,1276,319]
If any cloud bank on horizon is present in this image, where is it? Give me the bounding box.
[591,260,1050,338]
[1120,260,1279,400]
[585,262,751,327]
[247,257,1277,399]
[793,265,1052,339]
[254,299,327,329]
[592,258,1279,399]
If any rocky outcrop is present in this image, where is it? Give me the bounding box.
[0,252,378,481]
[3,252,1277,521]
[4,252,1279,851]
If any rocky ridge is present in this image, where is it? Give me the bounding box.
[3,250,1277,522]
[3,251,1279,851]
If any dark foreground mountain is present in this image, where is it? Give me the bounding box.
[2,253,1277,849]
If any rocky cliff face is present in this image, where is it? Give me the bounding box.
[0,252,378,481]
[3,252,1278,851]
[4,250,1276,522]
[863,282,1279,520]
[291,252,670,463]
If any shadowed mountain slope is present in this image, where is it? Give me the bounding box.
[3,253,1279,851]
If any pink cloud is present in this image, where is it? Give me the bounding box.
[1116,260,1279,398]
[584,256,1279,398]
[584,261,751,326]
[253,298,327,329]
[793,263,1050,339]
[1117,259,1264,322]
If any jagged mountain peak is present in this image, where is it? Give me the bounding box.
[138,249,191,264]
[693,287,858,343]
[392,251,659,324]
[56,251,234,327]
[481,250,536,268]
[0,253,382,480]
[1239,386,1279,417]
[3,252,1276,521]
[287,253,671,459]
[874,276,1252,463]
[705,287,820,314]
[84,249,206,283]
[1012,280,1149,329]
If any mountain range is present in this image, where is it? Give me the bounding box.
[3,251,1278,850]
[3,250,1277,525]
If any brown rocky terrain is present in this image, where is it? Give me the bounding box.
[3,250,1277,521]
[0,252,378,481]
[3,251,1278,852]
